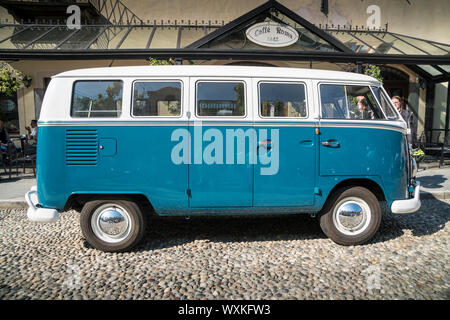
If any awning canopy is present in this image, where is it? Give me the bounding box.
[0,0,448,82]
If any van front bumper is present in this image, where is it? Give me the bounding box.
[391,182,421,214]
[25,186,59,223]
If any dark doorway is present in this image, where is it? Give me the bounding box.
[380,66,410,103]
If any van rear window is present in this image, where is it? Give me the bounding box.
[196,81,245,117]
[71,80,123,118]
[259,82,307,118]
[132,81,181,117]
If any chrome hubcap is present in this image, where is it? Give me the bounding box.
[333,197,371,236]
[91,204,131,243]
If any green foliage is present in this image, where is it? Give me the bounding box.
[364,64,383,82]
[0,62,23,96]
[147,57,176,66]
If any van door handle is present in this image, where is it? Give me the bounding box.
[321,140,340,147]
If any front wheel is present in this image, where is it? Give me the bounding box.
[80,199,147,252]
[319,186,382,246]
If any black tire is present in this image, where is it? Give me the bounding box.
[80,199,147,252]
[319,186,382,246]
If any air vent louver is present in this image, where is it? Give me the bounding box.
[65,129,98,166]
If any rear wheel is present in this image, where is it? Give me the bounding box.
[319,186,381,246]
[80,199,146,252]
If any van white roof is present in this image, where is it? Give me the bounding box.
[54,65,379,83]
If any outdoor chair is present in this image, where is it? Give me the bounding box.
[420,130,443,155]
[6,141,36,179]
[417,131,426,151]
[19,136,37,176]
[6,142,19,179]
[20,135,36,156]
[439,134,450,166]
[0,149,7,181]
[19,143,36,177]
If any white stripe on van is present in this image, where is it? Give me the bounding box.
[38,121,406,133]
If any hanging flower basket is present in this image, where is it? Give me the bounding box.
[0,62,24,96]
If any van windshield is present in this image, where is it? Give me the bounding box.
[372,86,398,120]
[371,86,399,120]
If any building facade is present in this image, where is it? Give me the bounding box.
[0,0,449,147]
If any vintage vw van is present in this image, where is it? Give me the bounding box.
[25,66,420,252]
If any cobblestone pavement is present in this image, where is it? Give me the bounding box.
[0,199,449,300]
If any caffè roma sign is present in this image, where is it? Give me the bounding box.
[246,22,299,47]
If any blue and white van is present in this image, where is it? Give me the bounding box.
[25,66,420,252]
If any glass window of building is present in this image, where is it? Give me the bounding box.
[149,27,179,48]
[203,8,338,52]
[0,93,19,134]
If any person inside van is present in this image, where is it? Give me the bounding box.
[351,95,373,120]
[25,120,38,144]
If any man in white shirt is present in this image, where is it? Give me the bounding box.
[25,120,38,143]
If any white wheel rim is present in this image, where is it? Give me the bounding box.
[332,197,372,236]
[91,204,132,243]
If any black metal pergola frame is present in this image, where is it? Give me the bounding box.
[0,0,448,76]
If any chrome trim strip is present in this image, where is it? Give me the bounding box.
[320,123,406,133]
[38,121,406,132]
[39,121,190,127]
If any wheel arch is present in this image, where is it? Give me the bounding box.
[320,178,387,214]
[64,193,155,215]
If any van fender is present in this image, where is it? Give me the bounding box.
[316,176,388,212]
[64,192,155,214]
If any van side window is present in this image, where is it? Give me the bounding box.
[196,81,245,117]
[320,84,385,120]
[71,81,123,118]
[319,85,347,119]
[132,81,182,117]
[259,82,307,118]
